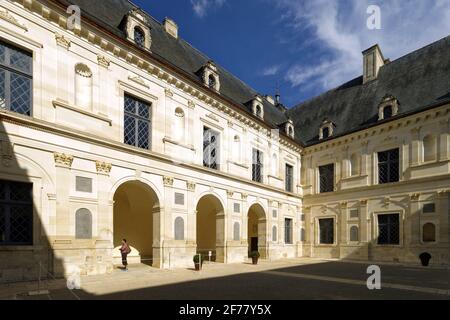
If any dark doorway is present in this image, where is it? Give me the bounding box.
[250,237,258,254]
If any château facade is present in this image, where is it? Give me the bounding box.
[0,0,449,282]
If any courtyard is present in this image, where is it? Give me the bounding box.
[2,258,450,300]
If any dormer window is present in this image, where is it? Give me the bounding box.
[378,95,399,121]
[320,120,335,140]
[124,8,152,51]
[249,95,264,119]
[285,120,295,138]
[201,61,220,92]
[134,27,145,48]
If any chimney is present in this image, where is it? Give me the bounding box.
[163,17,178,39]
[362,44,385,84]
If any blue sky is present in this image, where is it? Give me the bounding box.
[133,0,450,108]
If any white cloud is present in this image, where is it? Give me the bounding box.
[191,0,226,18]
[261,65,282,76]
[273,0,450,93]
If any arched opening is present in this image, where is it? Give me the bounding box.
[173,107,185,142]
[196,194,225,262]
[322,126,330,139]
[271,153,278,177]
[247,203,267,259]
[113,180,159,266]
[134,27,145,48]
[208,74,216,89]
[383,105,393,119]
[350,153,360,177]
[75,63,93,110]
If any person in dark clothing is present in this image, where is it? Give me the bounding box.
[119,239,131,271]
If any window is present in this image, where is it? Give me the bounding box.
[233,222,240,241]
[174,217,184,240]
[382,105,393,119]
[319,164,334,193]
[134,27,145,48]
[349,209,359,219]
[422,223,436,243]
[350,153,360,176]
[208,74,216,89]
[423,203,436,214]
[203,127,220,170]
[319,218,334,244]
[0,41,32,116]
[252,149,264,183]
[322,127,330,139]
[350,226,359,242]
[378,149,399,184]
[284,218,293,244]
[74,63,93,110]
[377,214,400,245]
[272,226,277,242]
[0,180,33,245]
[423,135,437,162]
[255,105,262,118]
[75,208,92,239]
[285,164,294,192]
[124,94,151,150]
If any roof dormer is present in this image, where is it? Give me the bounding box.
[201,61,220,92]
[320,119,335,140]
[285,120,295,138]
[378,94,399,121]
[124,8,152,51]
[249,95,264,119]
[362,44,387,84]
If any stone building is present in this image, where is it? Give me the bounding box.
[0,0,449,282]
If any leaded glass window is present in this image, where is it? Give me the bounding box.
[134,27,145,48]
[203,127,220,170]
[284,218,293,244]
[252,149,263,183]
[124,94,151,150]
[378,149,399,184]
[377,214,399,245]
[319,218,334,244]
[0,180,33,245]
[285,164,294,192]
[319,164,334,193]
[0,41,32,116]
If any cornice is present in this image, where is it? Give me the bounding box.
[10,0,301,154]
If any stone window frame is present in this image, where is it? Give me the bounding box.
[319,120,335,140]
[378,95,399,121]
[348,224,360,243]
[372,211,404,248]
[125,9,152,51]
[317,216,336,246]
[202,61,220,92]
[285,121,295,138]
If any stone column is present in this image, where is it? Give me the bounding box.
[408,193,421,245]
[340,202,348,245]
[360,141,369,177]
[439,119,449,161]
[241,193,249,256]
[216,211,226,263]
[155,176,173,269]
[96,55,110,116]
[53,153,73,237]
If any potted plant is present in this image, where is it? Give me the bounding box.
[250,251,260,265]
[419,252,432,267]
[193,254,203,271]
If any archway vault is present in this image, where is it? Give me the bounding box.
[113,180,160,266]
[247,203,268,259]
[196,193,226,263]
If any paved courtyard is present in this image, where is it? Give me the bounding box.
[2,258,450,300]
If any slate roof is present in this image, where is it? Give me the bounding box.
[53,0,450,147]
[54,0,289,130]
[286,36,450,145]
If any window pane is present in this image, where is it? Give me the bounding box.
[0,44,5,64]
[124,115,136,146]
[378,149,399,184]
[319,164,334,193]
[138,101,150,118]
[137,120,149,149]
[10,73,31,115]
[124,96,136,114]
[134,28,145,48]
[9,48,32,74]
[319,218,334,244]
[285,218,293,244]
[378,214,399,245]
[0,69,5,110]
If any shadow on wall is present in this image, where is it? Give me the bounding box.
[0,115,66,284]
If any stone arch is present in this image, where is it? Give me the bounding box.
[195,193,226,262]
[109,176,163,204]
[113,179,161,266]
[247,203,268,259]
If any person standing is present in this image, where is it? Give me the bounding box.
[119,239,131,271]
